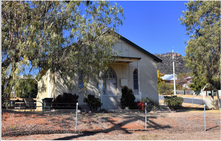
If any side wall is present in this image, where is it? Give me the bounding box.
[37,70,100,110]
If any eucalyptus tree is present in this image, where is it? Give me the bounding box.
[180,1,220,91]
[2,1,124,100]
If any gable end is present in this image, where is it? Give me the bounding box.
[119,36,162,63]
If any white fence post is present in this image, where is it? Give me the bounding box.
[145,103,147,130]
[204,104,206,131]
[75,102,78,132]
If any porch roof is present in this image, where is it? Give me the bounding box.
[114,56,141,64]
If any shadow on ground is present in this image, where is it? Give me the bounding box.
[53,114,171,140]
[175,107,204,112]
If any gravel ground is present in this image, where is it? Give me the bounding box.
[1,108,221,140]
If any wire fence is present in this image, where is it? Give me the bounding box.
[176,90,194,95]
[2,101,154,136]
[2,99,217,138]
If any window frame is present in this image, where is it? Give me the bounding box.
[133,69,139,93]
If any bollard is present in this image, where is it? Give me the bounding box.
[204,104,206,131]
[75,102,78,132]
[145,103,147,130]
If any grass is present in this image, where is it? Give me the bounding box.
[10,125,17,130]
[140,135,148,140]
[140,134,159,140]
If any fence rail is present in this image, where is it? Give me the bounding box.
[176,90,194,95]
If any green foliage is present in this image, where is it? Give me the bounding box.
[157,70,164,84]
[189,80,207,91]
[83,94,102,111]
[158,82,173,95]
[14,77,37,98]
[180,1,220,90]
[141,97,160,112]
[10,125,17,130]
[120,86,135,109]
[177,72,190,79]
[1,1,124,100]
[164,96,183,110]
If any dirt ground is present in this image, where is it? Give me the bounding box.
[1,108,221,140]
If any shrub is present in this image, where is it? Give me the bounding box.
[158,82,173,95]
[140,97,160,112]
[52,93,79,109]
[120,86,135,109]
[164,96,183,110]
[129,102,138,109]
[83,94,102,111]
[136,101,145,110]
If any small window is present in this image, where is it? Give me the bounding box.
[133,69,138,91]
[79,71,84,88]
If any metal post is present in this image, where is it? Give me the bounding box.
[192,95,193,107]
[42,99,44,114]
[75,102,78,132]
[145,103,147,130]
[204,104,206,131]
[172,49,176,96]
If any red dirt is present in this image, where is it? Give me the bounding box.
[1,110,221,140]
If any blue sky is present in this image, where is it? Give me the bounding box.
[113,1,189,56]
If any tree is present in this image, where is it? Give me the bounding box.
[157,70,164,84]
[180,1,220,91]
[2,1,124,100]
[14,76,38,98]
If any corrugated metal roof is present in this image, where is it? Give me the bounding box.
[161,74,177,80]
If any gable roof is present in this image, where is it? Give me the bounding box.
[118,35,162,63]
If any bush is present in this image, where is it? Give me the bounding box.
[164,96,183,110]
[136,101,145,110]
[120,86,135,109]
[52,93,79,109]
[129,102,138,109]
[158,82,173,95]
[83,94,102,111]
[140,97,160,112]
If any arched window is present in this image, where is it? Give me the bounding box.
[133,69,138,93]
[104,68,116,79]
[103,67,117,95]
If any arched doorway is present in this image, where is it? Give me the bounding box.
[103,67,117,95]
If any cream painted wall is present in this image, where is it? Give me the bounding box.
[36,70,100,110]
[112,40,159,102]
[36,39,159,110]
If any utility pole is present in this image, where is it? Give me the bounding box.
[172,48,176,96]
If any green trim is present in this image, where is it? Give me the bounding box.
[118,35,162,63]
[117,56,141,60]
